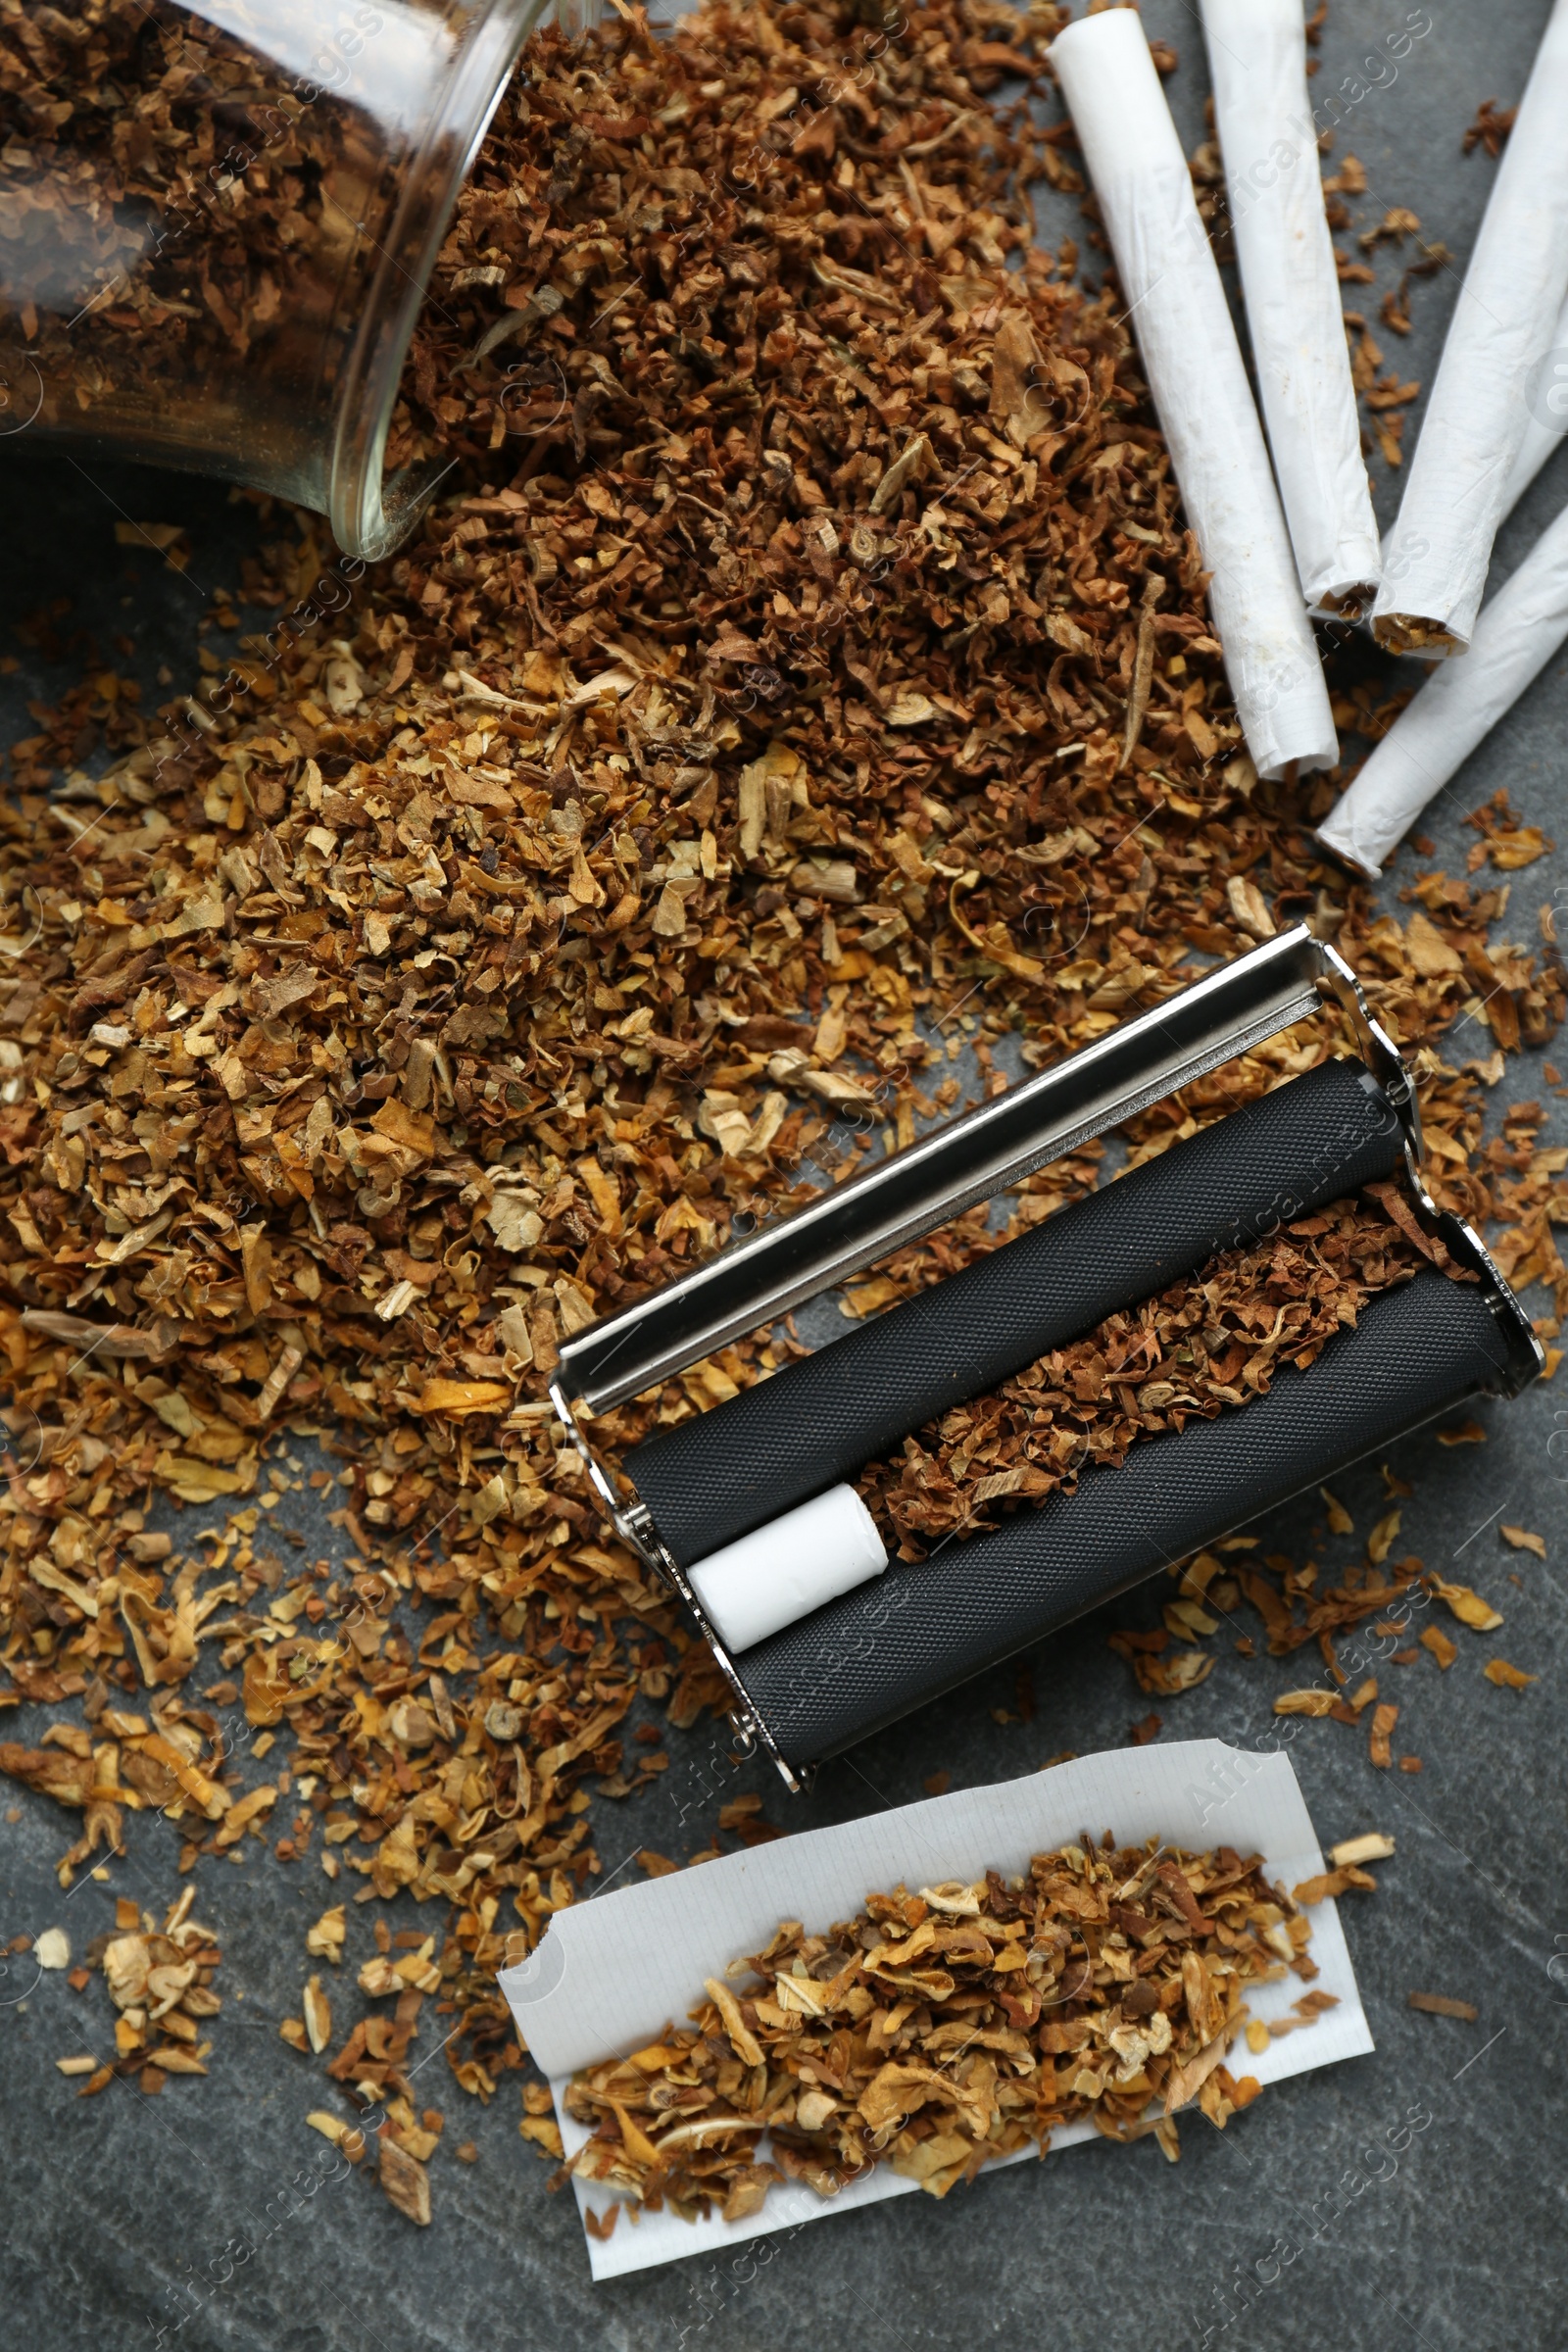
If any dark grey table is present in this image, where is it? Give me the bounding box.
[3,4,1565,2346]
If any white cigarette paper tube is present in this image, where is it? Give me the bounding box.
[1200,0,1381,612]
[686,1484,887,1655]
[1377,285,1568,602]
[1372,0,1568,656]
[1051,11,1337,779]
[1502,284,1568,515]
[1380,287,1568,579]
[1317,499,1568,875]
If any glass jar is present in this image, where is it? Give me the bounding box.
[0,0,593,557]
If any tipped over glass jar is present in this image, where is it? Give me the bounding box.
[0,0,594,557]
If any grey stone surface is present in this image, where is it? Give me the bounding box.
[2,3,1567,2347]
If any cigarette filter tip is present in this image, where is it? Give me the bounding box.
[686,1484,888,1656]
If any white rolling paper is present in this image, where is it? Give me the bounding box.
[1200,0,1381,612]
[1373,291,1568,593]
[1501,284,1568,515]
[1371,0,1568,655]
[1318,497,1568,875]
[686,1483,886,1654]
[1051,11,1337,779]
[499,1741,1375,2280]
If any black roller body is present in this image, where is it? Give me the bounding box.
[627,1057,1403,1568]
[734,1270,1512,1769]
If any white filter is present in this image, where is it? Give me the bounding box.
[1051,10,1337,778]
[1318,495,1568,876]
[1372,0,1568,654]
[1200,0,1381,612]
[686,1483,887,1654]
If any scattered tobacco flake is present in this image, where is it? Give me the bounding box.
[1407,1991,1478,2022]
[1462,99,1516,158]
[378,2135,433,2227]
[308,2108,368,2163]
[563,1837,1304,2220]
[520,2105,565,2161]
[81,1883,221,2092]
[1292,1865,1376,1906]
[1426,1576,1503,1631]
[1368,1701,1398,1768]
[1328,1833,1395,1868]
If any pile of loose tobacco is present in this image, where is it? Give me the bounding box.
[856,1185,1447,1557]
[563,1835,1327,2227]
[45,1880,223,2096]
[0,0,1562,2204]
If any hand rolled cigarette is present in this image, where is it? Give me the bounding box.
[1502,283,1568,515]
[1317,497,1568,875]
[1051,10,1337,780]
[1200,0,1381,615]
[1372,0,1568,657]
[1375,281,1568,595]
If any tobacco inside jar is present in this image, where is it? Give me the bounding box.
[0,0,586,557]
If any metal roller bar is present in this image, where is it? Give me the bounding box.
[559,925,1340,1413]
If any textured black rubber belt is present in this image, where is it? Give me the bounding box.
[733,1269,1510,1768]
[626,1056,1404,1567]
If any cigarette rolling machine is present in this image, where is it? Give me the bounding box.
[549,930,1539,1788]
